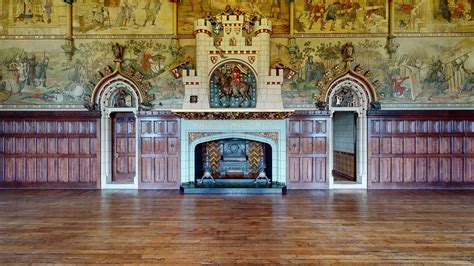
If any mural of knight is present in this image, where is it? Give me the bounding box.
[210,62,257,108]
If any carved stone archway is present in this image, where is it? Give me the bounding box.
[88,63,154,189]
[324,71,376,189]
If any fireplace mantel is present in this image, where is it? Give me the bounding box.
[172,110,294,120]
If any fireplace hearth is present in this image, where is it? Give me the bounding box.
[194,138,272,181]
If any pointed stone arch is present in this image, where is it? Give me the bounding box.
[321,70,377,189]
[88,68,154,112]
[87,67,154,189]
[323,70,377,109]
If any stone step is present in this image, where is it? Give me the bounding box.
[180,180,286,194]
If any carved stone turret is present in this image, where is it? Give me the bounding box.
[181,8,284,110]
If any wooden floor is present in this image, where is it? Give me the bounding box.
[0,190,473,264]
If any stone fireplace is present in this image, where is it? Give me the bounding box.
[194,138,272,180]
[174,8,292,189]
[178,118,287,185]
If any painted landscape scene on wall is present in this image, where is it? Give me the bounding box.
[272,37,474,108]
[0,40,187,108]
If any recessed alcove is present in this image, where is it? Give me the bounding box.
[194,138,272,181]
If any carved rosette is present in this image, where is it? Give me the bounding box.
[174,111,294,120]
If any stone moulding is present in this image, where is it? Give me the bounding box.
[188,132,278,143]
[173,111,294,120]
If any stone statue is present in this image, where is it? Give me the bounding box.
[341,42,354,69]
[112,43,124,60]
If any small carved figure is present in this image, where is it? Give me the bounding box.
[341,42,354,62]
[112,43,124,60]
[229,37,237,46]
[245,36,252,46]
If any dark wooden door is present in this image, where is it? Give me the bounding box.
[112,112,136,183]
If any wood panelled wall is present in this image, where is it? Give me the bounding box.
[333,151,355,181]
[287,111,329,189]
[0,112,100,189]
[138,112,180,189]
[368,111,474,189]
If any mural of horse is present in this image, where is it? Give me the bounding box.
[216,71,252,101]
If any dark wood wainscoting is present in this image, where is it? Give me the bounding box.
[333,151,355,181]
[138,112,180,189]
[287,111,329,189]
[0,111,100,189]
[368,111,474,189]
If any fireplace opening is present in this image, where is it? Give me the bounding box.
[194,138,272,181]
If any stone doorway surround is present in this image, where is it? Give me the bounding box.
[325,73,375,189]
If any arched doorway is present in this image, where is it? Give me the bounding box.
[90,73,147,189]
[325,72,376,189]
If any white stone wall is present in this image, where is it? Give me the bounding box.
[182,15,284,110]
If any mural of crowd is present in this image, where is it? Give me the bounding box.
[395,0,473,32]
[294,0,387,33]
[178,0,290,34]
[73,0,174,35]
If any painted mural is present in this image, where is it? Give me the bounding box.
[272,37,474,108]
[0,39,188,108]
[0,0,66,35]
[73,0,174,35]
[294,0,387,34]
[395,0,474,33]
[178,0,290,35]
[209,62,257,108]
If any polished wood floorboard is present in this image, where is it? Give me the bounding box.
[0,190,473,264]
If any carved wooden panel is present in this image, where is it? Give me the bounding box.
[112,112,136,183]
[368,112,474,189]
[0,112,100,189]
[138,114,180,189]
[287,114,329,189]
